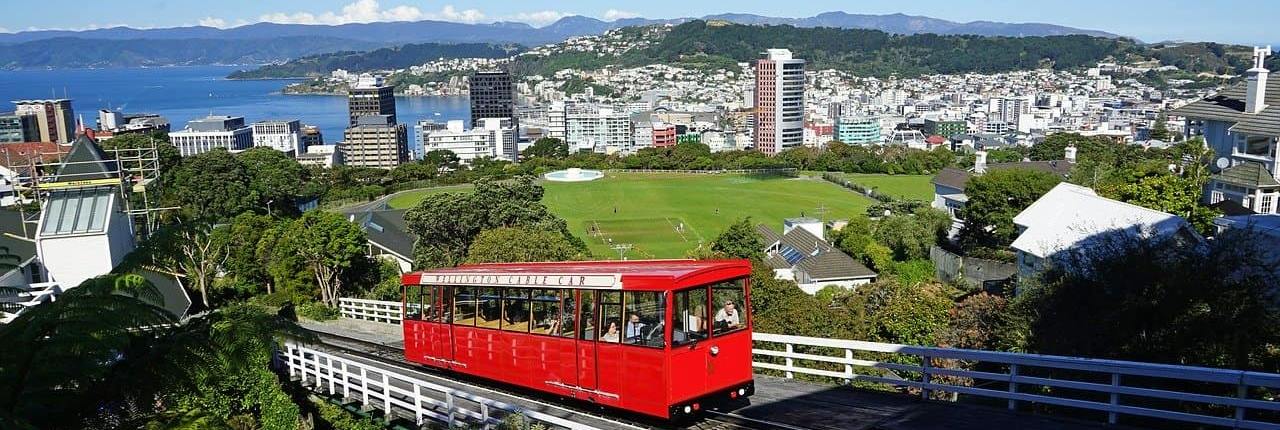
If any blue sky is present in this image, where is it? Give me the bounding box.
[2,0,1274,45]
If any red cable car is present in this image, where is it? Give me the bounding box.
[400,259,755,420]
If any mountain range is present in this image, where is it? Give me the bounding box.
[0,12,1120,46]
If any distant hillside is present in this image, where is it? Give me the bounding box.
[227,43,524,79]
[0,37,382,70]
[701,12,1120,38]
[513,21,1139,78]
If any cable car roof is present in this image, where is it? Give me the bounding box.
[404,259,751,289]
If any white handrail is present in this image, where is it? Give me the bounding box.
[754,333,1280,429]
[337,298,1280,428]
[277,340,600,430]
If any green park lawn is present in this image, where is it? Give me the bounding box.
[388,172,873,259]
[832,173,936,201]
[385,184,474,209]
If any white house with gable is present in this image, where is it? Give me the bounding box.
[1009,183,1201,282]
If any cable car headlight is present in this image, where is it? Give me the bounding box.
[710,346,720,356]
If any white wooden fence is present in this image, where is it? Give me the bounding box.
[277,340,601,430]
[339,297,415,325]
[755,333,1280,430]
[335,298,1280,429]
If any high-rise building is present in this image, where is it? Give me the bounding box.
[340,115,408,168]
[469,71,516,130]
[169,115,253,156]
[995,97,1030,126]
[252,119,304,154]
[836,116,882,145]
[753,49,805,155]
[547,102,567,140]
[300,125,324,149]
[13,99,75,144]
[565,104,633,154]
[923,119,967,138]
[347,75,396,127]
[0,112,39,143]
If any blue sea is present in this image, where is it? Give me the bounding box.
[0,65,469,143]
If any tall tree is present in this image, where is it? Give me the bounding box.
[285,211,369,307]
[958,168,1062,250]
[237,147,304,216]
[170,149,256,222]
[124,220,228,308]
[405,176,583,268]
[710,217,764,260]
[464,227,584,264]
[521,137,569,159]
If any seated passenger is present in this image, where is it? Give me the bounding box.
[714,300,741,329]
[600,320,620,342]
[624,312,646,343]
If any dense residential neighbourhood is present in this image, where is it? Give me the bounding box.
[1,3,1280,430]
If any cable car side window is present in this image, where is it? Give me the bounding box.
[711,278,747,336]
[405,285,422,320]
[531,289,561,336]
[598,291,622,344]
[420,285,436,322]
[623,291,666,348]
[501,288,531,333]
[672,286,709,346]
[453,286,477,326]
[557,289,576,337]
[579,290,597,340]
[477,287,502,329]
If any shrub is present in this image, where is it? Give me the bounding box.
[297,302,340,321]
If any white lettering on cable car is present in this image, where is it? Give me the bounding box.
[419,273,622,289]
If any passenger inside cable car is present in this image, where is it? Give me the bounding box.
[600,319,620,342]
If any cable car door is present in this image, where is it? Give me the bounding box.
[575,290,598,398]
[434,286,456,368]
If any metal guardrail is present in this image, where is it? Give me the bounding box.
[336,298,1280,429]
[755,333,1280,430]
[277,340,601,430]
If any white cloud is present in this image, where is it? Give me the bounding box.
[259,1,486,25]
[198,17,228,28]
[510,10,570,27]
[603,9,641,21]
[0,27,9,34]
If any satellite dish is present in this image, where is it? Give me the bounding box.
[1216,157,1230,170]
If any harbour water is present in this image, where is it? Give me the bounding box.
[0,65,470,143]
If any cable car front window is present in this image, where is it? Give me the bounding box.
[623,291,666,348]
[711,278,747,335]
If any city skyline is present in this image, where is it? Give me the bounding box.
[2,0,1277,46]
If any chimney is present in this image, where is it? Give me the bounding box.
[974,150,988,174]
[1246,46,1272,114]
[1065,145,1077,164]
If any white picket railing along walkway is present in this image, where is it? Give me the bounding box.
[277,340,602,430]
[0,282,61,324]
[336,298,1280,429]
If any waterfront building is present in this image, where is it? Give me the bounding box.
[753,49,805,155]
[348,74,396,127]
[413,119,449,160]
[168,115,253,157]
[340,115,408,168]
[252,119,303,155]
[422,118,518,163]
[13,99,75,144]
[469,71,517,131]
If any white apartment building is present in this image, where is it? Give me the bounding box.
[252,119,303,154]
[423,119,518,163]
[413,119,448,160]
[169,115,253,157]
[565,104,632,154]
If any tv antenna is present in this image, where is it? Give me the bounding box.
[611,243,633,260]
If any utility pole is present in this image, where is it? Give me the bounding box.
[611,243,633,261]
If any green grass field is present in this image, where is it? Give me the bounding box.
[394,173,874,259]
[832,173,935,201]
[385,184,474,209]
